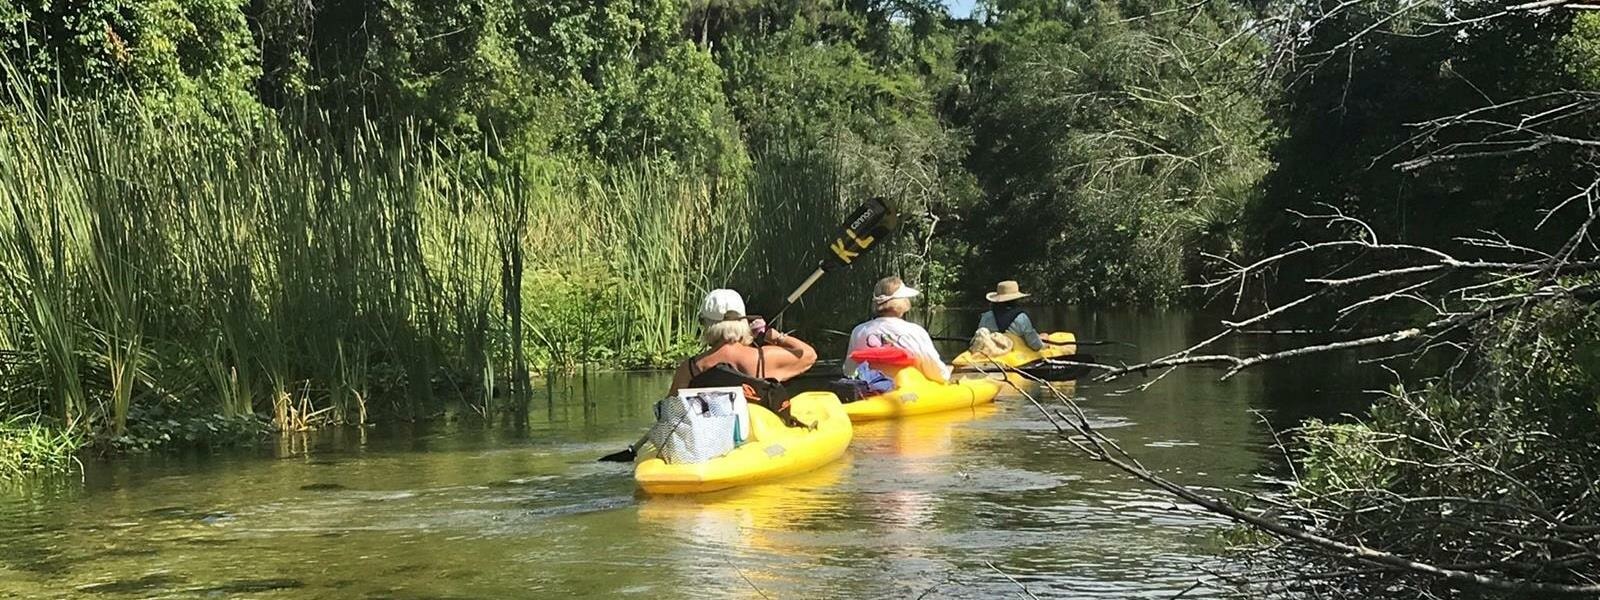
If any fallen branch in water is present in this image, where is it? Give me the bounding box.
[913,571,961,600]
[984,561,1041,600]
[981,361,1600,597]
[725,555,771,600]
[1080,188,1600,388]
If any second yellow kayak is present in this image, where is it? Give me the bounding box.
[843,362,1001,422]
[951,331,1077,369]
[634,391,853,495]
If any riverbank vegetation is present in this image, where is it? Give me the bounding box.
[0,74,892,452]
[0,1,956,459]
[3,2,1600,595]
[1,0,1269,459]
[0,415,81,481]
[1014,1,1600,595]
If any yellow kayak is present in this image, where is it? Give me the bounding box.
[634,392,853,495]
[842,360,1001,422]
[951,331,1077,369]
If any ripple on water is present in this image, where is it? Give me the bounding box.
[74,573,186,595]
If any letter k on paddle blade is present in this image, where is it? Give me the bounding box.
[823,197,896,272]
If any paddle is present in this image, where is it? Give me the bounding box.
[770,197,898,325]
[819,328,1132,348]
[932,334,1134,348]
[785,353,1101,387]
[598,197,899,463]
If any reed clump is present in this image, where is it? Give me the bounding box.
[0,71,905,454]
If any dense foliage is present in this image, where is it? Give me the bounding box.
[0,0,965,458]
[1220,2,1600,596]
[1284,294,1600,597]
[2,0,1268,310]
[952,0,1268,304]
[0,0,260,117]
[1254,1,1600,274]
[252,0,742,165]
[4,1,1600,596]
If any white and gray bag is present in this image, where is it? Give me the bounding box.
[646,386,750,464]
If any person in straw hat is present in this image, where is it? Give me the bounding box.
[842,276,952,382]
[974,280,1044,352]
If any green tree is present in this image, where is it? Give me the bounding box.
[711,1,973,290]
[0,0,260,116]
[250,0,741,165]
[1254,1,1594,271]
[952,0,1268,304]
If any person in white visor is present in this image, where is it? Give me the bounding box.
[842,276,951,382]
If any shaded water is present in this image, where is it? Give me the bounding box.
[0,310,1375,598]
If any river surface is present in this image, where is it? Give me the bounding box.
[0,309,1375,599]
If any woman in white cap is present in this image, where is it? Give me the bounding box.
[607,289,817,461]
[976,280,1044,351]
[668,288,817,394]
[842,276,951,382]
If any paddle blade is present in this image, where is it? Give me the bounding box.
[821,197,897,272]
[597,447,637,463]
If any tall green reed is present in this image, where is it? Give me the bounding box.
[0,108,89,428]
[0,64,907,440]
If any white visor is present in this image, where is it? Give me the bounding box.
[872,284,920,306]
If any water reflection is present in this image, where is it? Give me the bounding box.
[637,462,850,595]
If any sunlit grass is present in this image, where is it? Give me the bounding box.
[0,63,901,446]
[0,414,83,481]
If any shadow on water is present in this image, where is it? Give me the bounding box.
[0,309,1377,599]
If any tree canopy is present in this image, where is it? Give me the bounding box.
[3,0,1595,306]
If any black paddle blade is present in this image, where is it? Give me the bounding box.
[597,447,637,463]
[821,197,897,272]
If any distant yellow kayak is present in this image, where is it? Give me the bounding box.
[842,358,1001,422]
[634,392,852,495]
[951,331,1077,369]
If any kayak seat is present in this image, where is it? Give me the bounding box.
[849,346,933,397]
[848,346,917,398]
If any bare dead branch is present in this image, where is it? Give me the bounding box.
[985,561,1041,600]
[995,366,1600,596]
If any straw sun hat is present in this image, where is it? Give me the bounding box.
[985,280,1030,303]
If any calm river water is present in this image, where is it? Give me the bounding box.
[0,309,1375,599]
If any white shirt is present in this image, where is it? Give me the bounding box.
[842,316,951,382]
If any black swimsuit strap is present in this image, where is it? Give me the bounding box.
[685,348,714,377]
[684,344,761,386]
[757,342,766,380]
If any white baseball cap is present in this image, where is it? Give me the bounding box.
[699,289,747,322]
